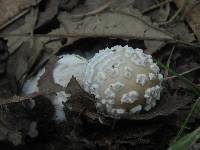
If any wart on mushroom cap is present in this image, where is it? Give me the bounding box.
[22,54,87,122]
[83,45,163,116]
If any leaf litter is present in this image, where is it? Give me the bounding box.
[0,0,200,149]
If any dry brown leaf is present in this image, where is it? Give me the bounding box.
[7,42,30,80]
[134,0,170,22]
[175,0,200,41]
[65,77,97,113]
[58,8,174,53]
[38,56,64,94]
[5,12,63,81]
[165,22,195,43]
[0,99,35,145]
[0,94,55,145]
[4,13,33,54]
[0,0,41,30]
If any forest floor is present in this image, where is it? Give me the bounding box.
[0,0,200,150]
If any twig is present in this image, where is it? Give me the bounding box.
[20,5,39,86]
[0,0,40,31]
[0,86,65,105]
[0,32,173,41]
[164,46,175,78]
[0,9,30,31]
[166,66,200,80]
[69,0,112,18]
[158,0,187,25]
[157,60,200,95]
[0,93,39,106]
[30,6,38,48]
[0,32,200,48]
[142,0,173,14]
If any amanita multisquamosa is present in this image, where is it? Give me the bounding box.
[83,45,163,116]
[23,45,163,120]
[22,54,87,121]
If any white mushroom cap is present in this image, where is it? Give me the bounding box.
[83,45,163,116]
[22,54,87,122]
[53,54,87,87]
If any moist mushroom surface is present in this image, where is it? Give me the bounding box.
[83,45,163,116]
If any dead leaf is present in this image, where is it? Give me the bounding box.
[0,0,41,30]
[144,40,166,54]
[175,0,200,41]
[5,12,64,81]
[0,93,56,145]
[165,22,195,43]
[65,77,97,116]
[38,56,64,94]
[0,99,34,145]
[3,13,33,54]
[7,42,30,80]
[58,8,174,53]
[134,0,170,22]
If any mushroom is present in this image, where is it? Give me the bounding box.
[22,54,87,122]
[83,45,163,116]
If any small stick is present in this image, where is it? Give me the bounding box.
[166,66,200,80]
[142,0,173,14]
[0,32,173,41]
[0,9,29,31]
[69,0,112,18]
[158,0,187,25]
[164,45,175,78]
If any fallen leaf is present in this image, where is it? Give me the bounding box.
[3,13,33,54]
[57,7,174,53]
[7,41,30,80]
[175,0,200,41]
[134,0,170,22]
[5,11,64,81]
[0,0,41,30]
[0,99,34,145]
[65,77,97,114]
[38,56,64,94]
[165,22,195,43]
